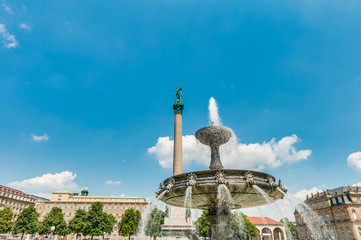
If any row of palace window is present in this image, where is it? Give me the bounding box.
[311,196,361,210]
[0,191,32,202]
[0,198,30,208]
[43,205,144,211]
[297,209,359,225]
[299,226,361,239]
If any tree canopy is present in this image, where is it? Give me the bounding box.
[39,207,68,236]
[195,210,210,238]
[83,202,116,240]
[14,206,39,239]
[144,208,165,239]
[0,207,14,234]
[231,212,257,240]
[69,209,87,236]
[118,208,141,240]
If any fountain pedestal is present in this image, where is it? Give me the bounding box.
[206,207,234,240]
[161,206,195,239]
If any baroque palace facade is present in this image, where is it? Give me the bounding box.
[0,185,37,220]
[294,186,361,240]
[36,186,148,240]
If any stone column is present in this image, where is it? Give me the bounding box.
[173,112,183,175]
[162,95,195,240]
[173,100,184,176]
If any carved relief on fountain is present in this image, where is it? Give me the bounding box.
[155,183,163,196]
[267,176,276,189]
[187,173,197,187]
[245,171,255,186]
[166,178,175,192]
[215,171,227,185]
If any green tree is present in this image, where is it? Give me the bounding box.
[231,212,257,240]
[14,206,39,239]
[69,209,88,238]
[144,208,165,240]
[83,202,116,240]
[39,207,68,236]
[118,208,141,240]
[0,207,14,234]
[280,218,299,240]
[195,210,210,239]
[102,213,116,234]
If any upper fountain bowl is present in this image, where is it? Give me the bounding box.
[195,126,233,146]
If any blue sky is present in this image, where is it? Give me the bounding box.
[1,0,361,218]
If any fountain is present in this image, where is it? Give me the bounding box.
[154,96,288,240]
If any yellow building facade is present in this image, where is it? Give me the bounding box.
[294,186,361,240]
[0,185,36,220]
[36,187,148,240]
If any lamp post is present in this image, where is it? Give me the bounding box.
[50,226,55,240]
[103,232,106,240]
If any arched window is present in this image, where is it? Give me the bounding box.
[358,227,361,236]
[299,229,303,238]
[347,227,353,237]
[340,227,345,237]
[342,210,347,220]
[352,210,358,220]
[335,211,340,221]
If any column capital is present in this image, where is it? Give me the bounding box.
[173,102,184,114]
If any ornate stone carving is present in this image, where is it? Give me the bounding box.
[245,172,255,186]
[155,183,163,196]
[187,173,197,187]
[267,176,276,189]
[356,186,360,192]
[215,171,227,185]
[166,178,175,192]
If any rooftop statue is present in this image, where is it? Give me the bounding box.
[173,87,184,113]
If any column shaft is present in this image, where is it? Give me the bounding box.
[173,113,183,175]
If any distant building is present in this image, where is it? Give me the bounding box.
[0,185,37,220]
[36,186,148,240]
[247,217,286,240]
[294,186,361,240]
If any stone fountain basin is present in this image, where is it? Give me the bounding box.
[158,169,285,210]
[195,126,233,146]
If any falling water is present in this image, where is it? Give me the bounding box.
[217,184,234,205]
[256,207,267,224]
[184,186,192,208]
[137,191,167,240]
[277,188,329,239]
[253,186,294,239]
[209,97,222,126]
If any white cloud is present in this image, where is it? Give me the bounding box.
[148,134,311,170]
[31,133,49,142]
[19,23,31,31]
[2,0,13,14]
[347,152,361,172]
[293,186,322,200]
[105,180,122,185]
[353,182,361,187]
[0,24,19,49]
[8,171,78,193]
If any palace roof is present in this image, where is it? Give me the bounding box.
[247,217,281,225]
